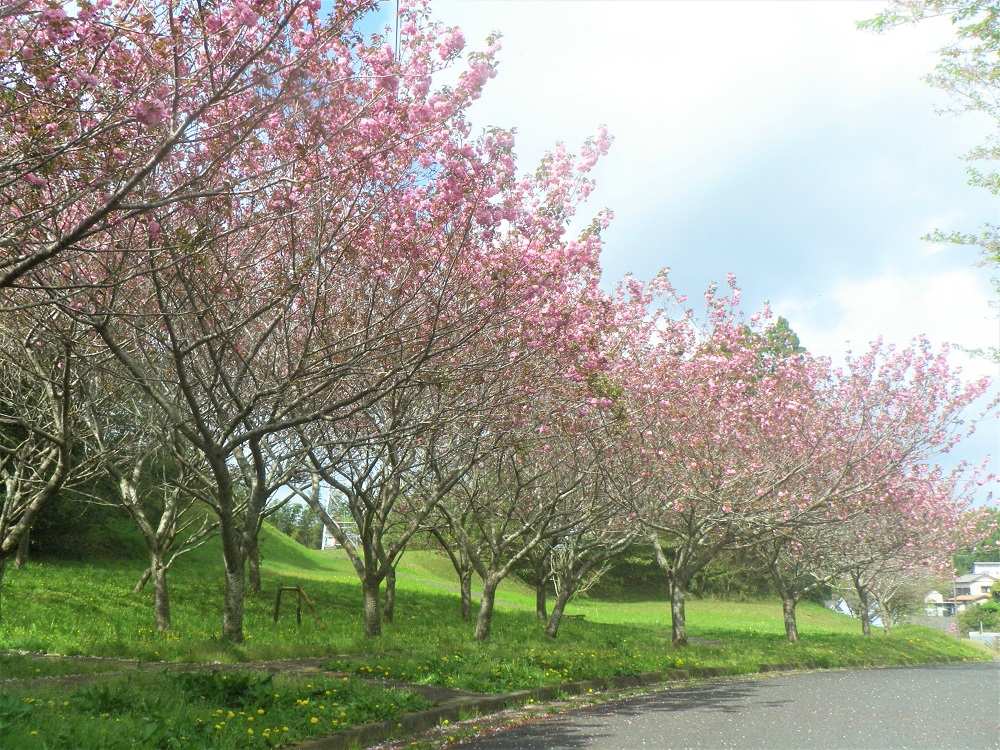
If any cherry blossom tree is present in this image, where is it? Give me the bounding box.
[543,489,640,639]
[621,276,829,646]
[841,465,987,636]
[439,428,588,641]
[0,309,96,618]
[288,114,614,638]
[533,282,661,639]
[77,370,217,631]
[294,379,485,637]
[31,0,513,642]
[622,266,995,647]
[751,332,993,642]
[433,244,647,641]
[758,466,986,643]
[0,0,382,292]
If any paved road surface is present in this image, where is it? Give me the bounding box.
[456,662,1000,750]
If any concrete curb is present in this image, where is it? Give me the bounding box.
[292,656,971,750]
[295,672,710,750]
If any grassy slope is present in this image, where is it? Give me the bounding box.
[0,528,534,660]
[0,526,988,683]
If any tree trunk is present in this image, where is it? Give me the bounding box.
[670,579,687,647]
[857,592,872,637]
[544,579,576,639]
[0,555,7,622]
[362,574,382,637]
[650,534,689,646]
[134,567,152,594]
[459,568,472,621]
[535,579,548,622]
[246,532,262,595]
[860,608,872,637]
[474,578,499,641]
[221,536,246,643]
[150,553,171,632]
[382,566,396,623]
[222,563,246,642]
[853,576,872,638]
[782,595,799,644]
[14,531,29,568]
[875,595,891,635]
[764,553,800,644]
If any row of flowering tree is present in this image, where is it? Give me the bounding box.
[1,0,993,647]
[0,0,622,642]
[613,276,992,645]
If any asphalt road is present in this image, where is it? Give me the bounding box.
[455,662,1000,750]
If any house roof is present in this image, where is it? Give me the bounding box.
[953,573,996,584]
[949,594,992,603]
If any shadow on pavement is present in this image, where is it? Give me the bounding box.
[458,678,783,749]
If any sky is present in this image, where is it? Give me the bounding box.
[360,1,998,493]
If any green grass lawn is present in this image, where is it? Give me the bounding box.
[1,526,986,671]
[0,528,550,663]
[0,525,990,748]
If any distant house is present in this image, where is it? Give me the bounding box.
[952,572,994,599]
[924,590,949,617]
[825,597,883,628]
[924,563,997,616]
[825,598,854,617]
[971,561,1000,580]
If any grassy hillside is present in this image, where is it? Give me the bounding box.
[0,526,988,680]
[0,527,536,661]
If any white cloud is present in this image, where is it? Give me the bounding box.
[426,3,996,336]
[777,267,998,380]
[434,1,955,169]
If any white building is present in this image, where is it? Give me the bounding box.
[924,590,948,617]
[924,563,997,616]
[320,516,359,551]
[971,561,1000,580]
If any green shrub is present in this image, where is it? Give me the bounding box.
[71,681,141,715]
[28,495,145,561]
[958,601,1000,635]
[172,670,278,710]
[0,692,34,732]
